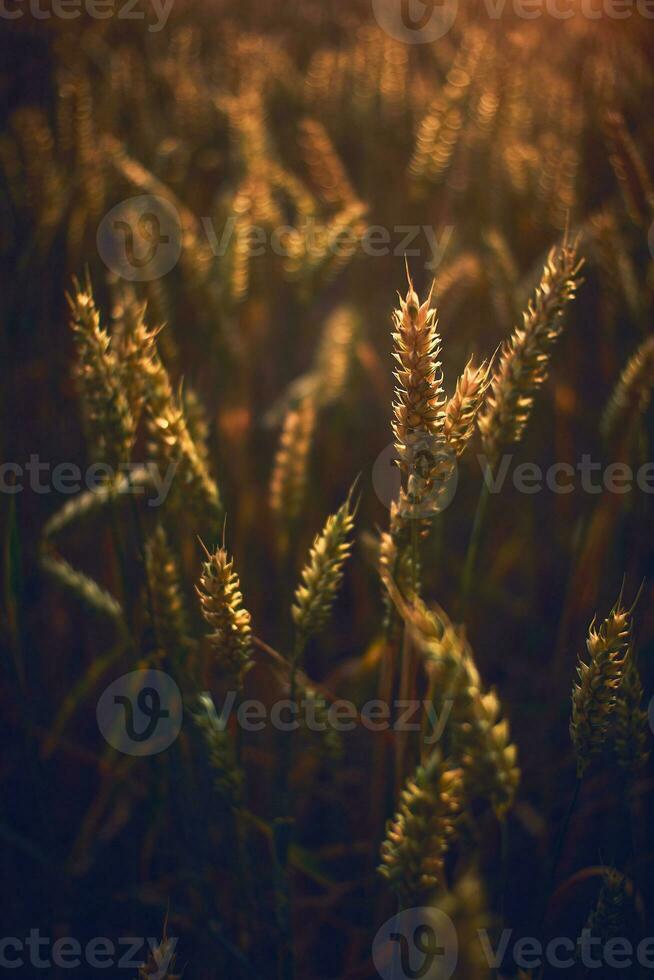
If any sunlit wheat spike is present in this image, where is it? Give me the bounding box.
[478,237,583,465]
[444,355,494,457]
[68,276,135,474]
[113,296,159,427]
[194,692,244,808]
[145,525,193,668]
[570,586,633,778]
[601,337,654,448]
[392,269,445,470]
[137,316,221,525]
[612,653,651,774]
[292,488,356,646]
[379,754,463,907]
[392,266,453,519]
[269,396,316,542]
[196,540,253,687]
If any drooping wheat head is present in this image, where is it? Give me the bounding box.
[478,237,583,465]
[379,754,464,907]
[382,576,520,819]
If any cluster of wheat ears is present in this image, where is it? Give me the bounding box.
[5,6,654,979]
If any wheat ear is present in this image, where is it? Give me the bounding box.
[292,487,356,649]
[570,587,632,778]
[68,275,135,473]
[444,355,494,457]
[392,266,449,518]
[383,577,520,818]
[478,237,583,464]
[196,539,253,687]
[379,753,464,907]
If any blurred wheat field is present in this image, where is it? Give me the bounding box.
[3,3,654,978]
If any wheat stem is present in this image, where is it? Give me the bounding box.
[461,476,491,613]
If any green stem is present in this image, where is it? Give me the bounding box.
[541,777,582,936]
[395,519,420,797]
[273,635,303,980]
[461,477,491,615]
